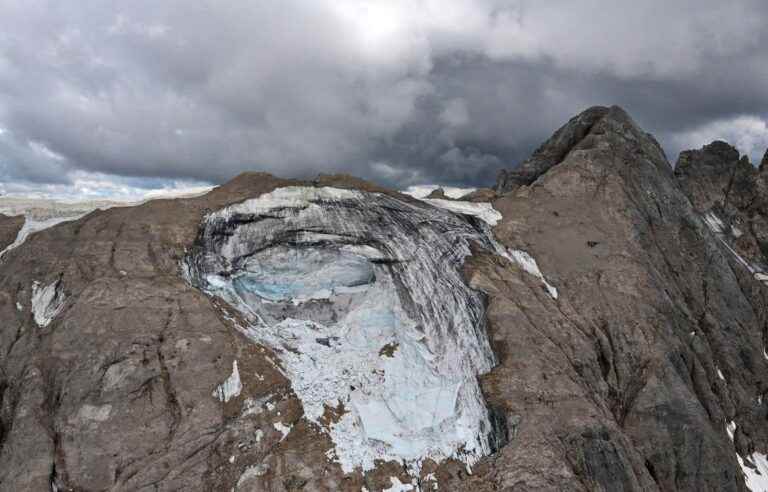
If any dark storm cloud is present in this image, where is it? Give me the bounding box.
[2,0,768,195]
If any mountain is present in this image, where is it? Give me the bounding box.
[1,107,767,491]
[0,215,23,253]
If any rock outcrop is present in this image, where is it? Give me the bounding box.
[459,188,498,203]
[0,214,23,252]
[495,106,617,193]
[0,106,767,491]
[675,141,768,272]
[425,187,449,199]
[483,106,767,491]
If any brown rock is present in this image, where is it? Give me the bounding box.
[426,187,449,199]
[495,106,614,194]
[459,188,497,202]
[484,105,766,490]
[1,107,766,492]
[0,214,23,252]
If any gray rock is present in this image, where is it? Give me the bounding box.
[495,106,614,193]
[0,214,23,252]
[483,105,765,491]
[1,107,766,491]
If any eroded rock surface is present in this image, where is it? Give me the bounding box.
[675,140,768,279]
[481,106,767,491]
[0,214,23,253]
[0,107,767,491]
[495,106,614,193]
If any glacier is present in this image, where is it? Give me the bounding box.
[184,186,505,475]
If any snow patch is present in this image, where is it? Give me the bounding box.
[704,212,725,234]
[31,280,65,327]
[383,477,416,492]
[738,452,768,491]
[717,368,726,381]
[423,199,502,226]
[702,211,762,276]
[507,249,559,299]
[0,215,85,260]
[213,360,242,402]
[720,239,756,273]
[273,421,292,440]
[424,472,438,490]
[242,397,267,417]
[727,420,737,441]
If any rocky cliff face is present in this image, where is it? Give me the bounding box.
[675,141,768,275]
[0,214,24,253]
[1,107,767,491]
[486,106,768,491]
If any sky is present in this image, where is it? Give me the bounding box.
[2,0,768,198]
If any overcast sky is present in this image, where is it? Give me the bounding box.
[2,0,768,198]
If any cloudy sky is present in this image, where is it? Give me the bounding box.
[1,0,768,198]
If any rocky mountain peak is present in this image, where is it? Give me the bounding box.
[674,138,768,275]
[425,187,448,199]
[675,140,759,213]
[495,105,667,193]
[675,140,747,181]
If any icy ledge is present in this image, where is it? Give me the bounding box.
[506,249,559,299]
[186,186,503,475]
[422,199,502,226]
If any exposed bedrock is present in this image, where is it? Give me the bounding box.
[484,105,768,491]
[0,106,767,491]
[0,214,24,254]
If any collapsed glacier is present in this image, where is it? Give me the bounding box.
[184,186,505,474]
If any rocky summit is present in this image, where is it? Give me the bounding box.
[1,106,768,491]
